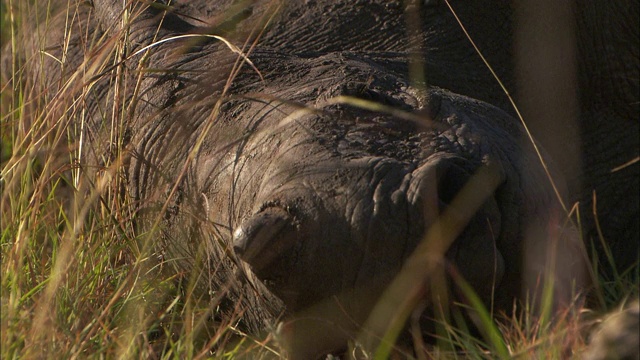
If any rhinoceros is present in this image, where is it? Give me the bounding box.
[29,0,591,357]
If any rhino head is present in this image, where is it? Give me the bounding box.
[79,0,587,356]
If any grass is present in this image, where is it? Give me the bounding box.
[0,1,281,358]
[1,1,638,359]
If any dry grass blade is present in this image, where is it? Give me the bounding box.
[130,33,264,82]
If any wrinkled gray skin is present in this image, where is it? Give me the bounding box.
[179,0,640,276]
[172,0,640,274]
[31,0,634,357]
[113,0,639,278]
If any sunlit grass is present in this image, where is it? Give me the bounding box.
[0,1,280,358]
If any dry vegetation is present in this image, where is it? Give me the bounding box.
[1,1,638,359]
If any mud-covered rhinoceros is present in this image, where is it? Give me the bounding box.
[32,0,589,357]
